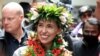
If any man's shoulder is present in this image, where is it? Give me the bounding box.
[73,40,83,47]
[73,40,84,54]
[0,36,5,40]
[0,36,6,47]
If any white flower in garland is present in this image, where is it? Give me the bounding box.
[30,8,39,21]
[59,16,67,25]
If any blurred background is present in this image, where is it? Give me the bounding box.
[0,0,96,27]
[0,0,96,19]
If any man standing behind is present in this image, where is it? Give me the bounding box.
[70,6,93,41]
[73,17,100,56]
[2,2,28,56]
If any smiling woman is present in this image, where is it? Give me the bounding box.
[13,3,73,56]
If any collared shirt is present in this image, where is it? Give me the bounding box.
[4,28,28,56]
[73,40,99,56]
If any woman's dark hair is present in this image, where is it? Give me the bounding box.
[31,19,62,31]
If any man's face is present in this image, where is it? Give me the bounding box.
[2,9,22,33]
[81,12,92,22]
[83,22,99,45]
[83,22,99,36]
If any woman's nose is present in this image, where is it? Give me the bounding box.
[42,27,47,33]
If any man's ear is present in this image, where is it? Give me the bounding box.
[20,15,24,21]
[21,15,24,19]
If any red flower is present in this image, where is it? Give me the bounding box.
[27,39,45,56]
[57,38,62,44]
[52,48,62,56]
[26,38,64,56]
[32,40,45,56]
[27,39,33,46]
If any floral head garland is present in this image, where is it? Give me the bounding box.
[27,4,73,32]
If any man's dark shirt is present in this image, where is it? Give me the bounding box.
[3,29,28,56]
[73,40,99,56]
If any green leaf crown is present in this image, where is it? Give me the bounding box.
[27,4,73,31]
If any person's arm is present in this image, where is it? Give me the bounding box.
[95,0,100,19]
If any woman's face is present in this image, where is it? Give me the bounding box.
[37,20,61,45]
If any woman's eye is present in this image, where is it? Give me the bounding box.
[47,25,53,28]
[38,24,43,27]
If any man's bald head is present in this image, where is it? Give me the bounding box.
[2,2,24,34]
[2,2,24,16]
